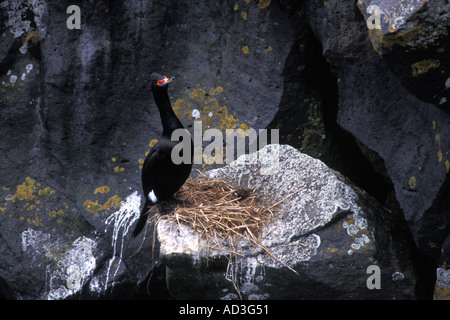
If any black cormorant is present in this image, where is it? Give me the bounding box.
[132,73,193,238]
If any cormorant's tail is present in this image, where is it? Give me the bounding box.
[132,202,151,238]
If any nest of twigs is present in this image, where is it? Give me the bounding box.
[170,178,275,254]
[144,175,303,266]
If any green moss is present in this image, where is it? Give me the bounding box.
[300,98,327,159]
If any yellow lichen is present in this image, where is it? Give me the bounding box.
[258,0,271,9]
[189,88,207,103]
[209,87,223,96]
[434,285,450,300]
[94,186,111,194]
[12,177,37,202]
[409,176,416,189]
[239,123,249,131]
[24,31,41,46]
[38,186,55,196]
[356,0,364,10]
[176,87,246,132]
[49,209,64,218]
[149,139,158,147]
[83,195,122,214]
[203,152,224,165]
[241,11,247,20]
[242,45,249,54]
[103,195,122,211]
[411,59,440,77]
[368,28,383,55]
[32,216,43,227]
[1,178,73,228]
[83,200,103,214]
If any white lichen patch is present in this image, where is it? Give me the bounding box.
[158,219,203,257]
[1,0,48,38]
[2,64,33,87]
[342,212,372,255]
[21,228,96,300]
[22,227,51,255]
[47,237,96,300]
[436,268,450,289]
[88,276,102,295]
[360,0,450,46]
[392,271,405,281]
[260,234,321,267]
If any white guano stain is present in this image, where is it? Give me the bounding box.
[103,191,141,292]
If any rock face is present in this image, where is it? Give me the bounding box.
[357,0,450,108]
[272,0,450,298]
[298,0,450,297]
[159,145,417,299]
[0,0,449,299]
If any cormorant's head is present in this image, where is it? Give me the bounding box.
[150,72,174,89]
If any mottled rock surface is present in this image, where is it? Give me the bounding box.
[0,0,449,299]
[159,145,417,300]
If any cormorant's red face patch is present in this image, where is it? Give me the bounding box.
[157,76,169,87]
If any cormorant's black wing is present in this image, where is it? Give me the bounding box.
[132,146,157,238]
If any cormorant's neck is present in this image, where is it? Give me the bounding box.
[152,86,183,137]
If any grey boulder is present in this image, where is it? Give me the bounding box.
[159,145,418,299]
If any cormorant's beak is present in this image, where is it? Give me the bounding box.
[166,77,174,84]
